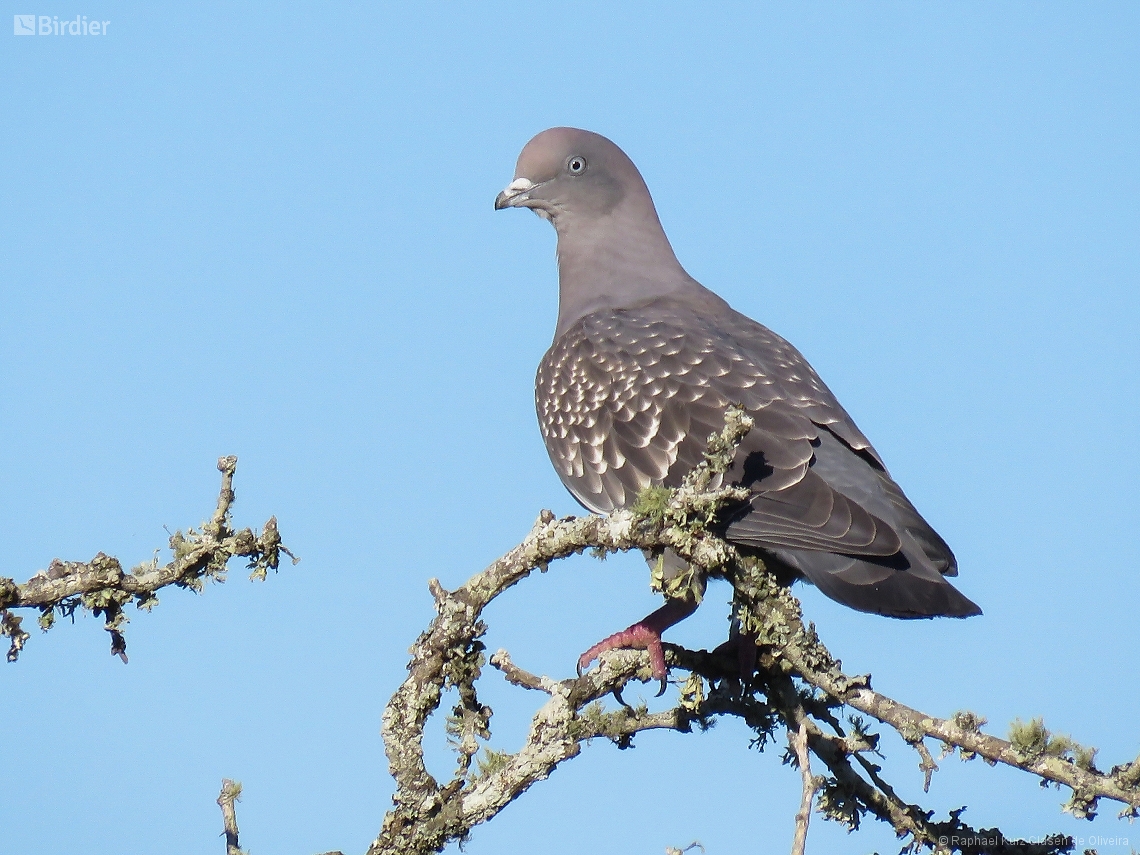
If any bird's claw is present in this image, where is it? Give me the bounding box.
[576,648,599,678]
[577,624,670,702]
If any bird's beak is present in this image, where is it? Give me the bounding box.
[494,177,537,210]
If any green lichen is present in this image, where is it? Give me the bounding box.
[678,674,706,713]
[474,748,510,779]
[649,554,704,604]
[1116,756,1140,789]
[80,587,131,612]
[1009,717,1050,759]
[169,529,193,560]
[845,714,879,753]
[952,710,987,734]
[0,577,17,607]
[568,700,648,748]
[632,485,672,526]
[815,776,862,830]
[1,610,30,662]
[130,552,160,576]
[1009,717,1098,771]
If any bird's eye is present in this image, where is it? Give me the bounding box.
[566,156,587,175]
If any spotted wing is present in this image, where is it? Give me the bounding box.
[535,297,979,617]
[536,299,900,557]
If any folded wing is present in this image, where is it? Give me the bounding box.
[536,297,980,618]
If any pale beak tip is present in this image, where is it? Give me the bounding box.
[494,177,536,211]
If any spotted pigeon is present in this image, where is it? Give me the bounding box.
[495,128,980,680]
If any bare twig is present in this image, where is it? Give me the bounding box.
[913,737,940,792]
[789,719,816,855]
[489,649,554,693]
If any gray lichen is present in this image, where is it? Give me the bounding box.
[2,457,291,661]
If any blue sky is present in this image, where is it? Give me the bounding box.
[2,3,1138,853]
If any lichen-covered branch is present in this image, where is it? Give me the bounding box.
[369,413,754,855]
[217,779,246,855]
[0,456,293,662]
[726,556,1140,823]
[366,407,1139,855]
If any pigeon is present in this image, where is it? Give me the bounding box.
[495,127,981,681]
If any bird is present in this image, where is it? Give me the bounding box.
[494,127,981,682]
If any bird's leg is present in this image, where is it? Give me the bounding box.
[737,629,758,678]
[711,629,760,688]
[577,596,700,691]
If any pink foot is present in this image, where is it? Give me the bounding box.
[578,623,667,681]
[575,597,700,693]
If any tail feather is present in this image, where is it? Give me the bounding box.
[764,546,982,618]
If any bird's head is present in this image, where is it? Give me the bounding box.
[495,127,695,335]
[494,127,649,226]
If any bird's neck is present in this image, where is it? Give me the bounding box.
[553,209,695,338]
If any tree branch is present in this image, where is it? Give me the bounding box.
[726,557,1140,822]
[0,456,293,662]
[217,779,245,855]
[363,406,1139,854]
[789,719,816,855]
